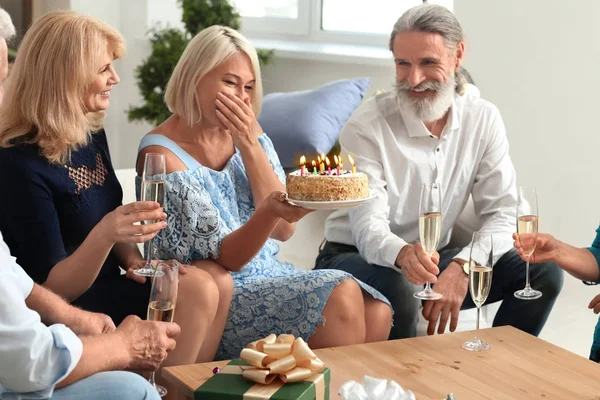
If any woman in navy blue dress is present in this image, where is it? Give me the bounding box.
[0,11,233,384]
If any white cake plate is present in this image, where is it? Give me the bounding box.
[286,194,376,210]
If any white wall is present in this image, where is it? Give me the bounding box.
[25,0,599,246]
[454,0,600,246]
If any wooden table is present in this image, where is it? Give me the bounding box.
[163,326,600,399]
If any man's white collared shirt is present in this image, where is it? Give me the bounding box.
[0,232,83,399]
[325,90,517,269]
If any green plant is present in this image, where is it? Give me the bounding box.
[128,0,274,126]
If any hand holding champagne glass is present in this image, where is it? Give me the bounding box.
[414,183,443,301]
[135,153,167,277]
[514,187,542,300]
[146,260,179,397]
[462,231,494,351]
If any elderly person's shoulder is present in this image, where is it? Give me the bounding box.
[457,86,502,122]
[346,90,397,127]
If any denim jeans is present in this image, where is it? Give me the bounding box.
[315,241,564,340]
[51,371,160,400]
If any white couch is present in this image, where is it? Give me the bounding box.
[115,168,496,333]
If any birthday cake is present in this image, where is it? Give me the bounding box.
[286,154,369,203]
[286,170,369,202]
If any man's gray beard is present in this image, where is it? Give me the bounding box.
[395,74,456,122]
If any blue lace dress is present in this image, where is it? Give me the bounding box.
[138,134,391,360]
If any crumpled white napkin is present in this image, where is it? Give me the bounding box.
[339,375,416,400]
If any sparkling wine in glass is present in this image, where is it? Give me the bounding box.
[514,187,542,300]
[135,153,167,277]
[462,231,494,351]
[414,183,443,301]
[146,260,179,397]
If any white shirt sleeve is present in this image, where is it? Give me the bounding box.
[0,237,83,396]
[453,107,517,263]
[342,121,407,269]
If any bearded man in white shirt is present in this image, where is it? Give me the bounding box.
[315,4,563,340]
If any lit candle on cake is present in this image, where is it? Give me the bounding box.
[348,154,356,174]
[338,154,344,172]
[320,153,325,173]
[312,160,317,175]
[334,155,340,175]
[300,155,306,176]
[325,156,331,175]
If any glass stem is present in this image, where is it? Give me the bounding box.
[146,237,154,268]
[474,306,480,342]
[425,282,431,291]
[148,371,157,388]
[525,259,531,290]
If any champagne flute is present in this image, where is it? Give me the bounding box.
[462,231,494,351]
[514,186,542,300]
[146,260,179,397]
[135,153,167,277]
[413,183,443,300]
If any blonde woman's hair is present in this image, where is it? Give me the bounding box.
[0,11,125,164]
[165,25,263,127]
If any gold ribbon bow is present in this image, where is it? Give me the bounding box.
[240,334,326,384]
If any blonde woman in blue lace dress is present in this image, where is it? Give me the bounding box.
[137,26,393,360]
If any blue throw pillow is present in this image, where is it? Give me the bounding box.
[258,78,371,169]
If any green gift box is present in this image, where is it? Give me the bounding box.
[194,359,330,400]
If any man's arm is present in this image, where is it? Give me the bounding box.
[25,283,116,336]
[341,121,438,283]
[0,263,83,394]
[25,283,79,326]
[58,315,180,388]
[342,121,407,269]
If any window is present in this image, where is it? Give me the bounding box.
[233,0,298,18]
[232,0,310,35]
[322,0,423,35]
[235,0,453,44]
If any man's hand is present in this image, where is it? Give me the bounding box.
[590,294,600,314]
[68,309,116,336]
[395,243,440,285]
[422,261,468,335]
[117,315,180,371]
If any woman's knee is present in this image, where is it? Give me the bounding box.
[368,298,393,327]
[192,260,234,300]
[178,267,220,313]
[325,279,365,329]
[364,297,393,342]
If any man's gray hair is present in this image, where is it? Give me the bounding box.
[389,4,468,93]
[389,4,463,52]
[0,8,16,40]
